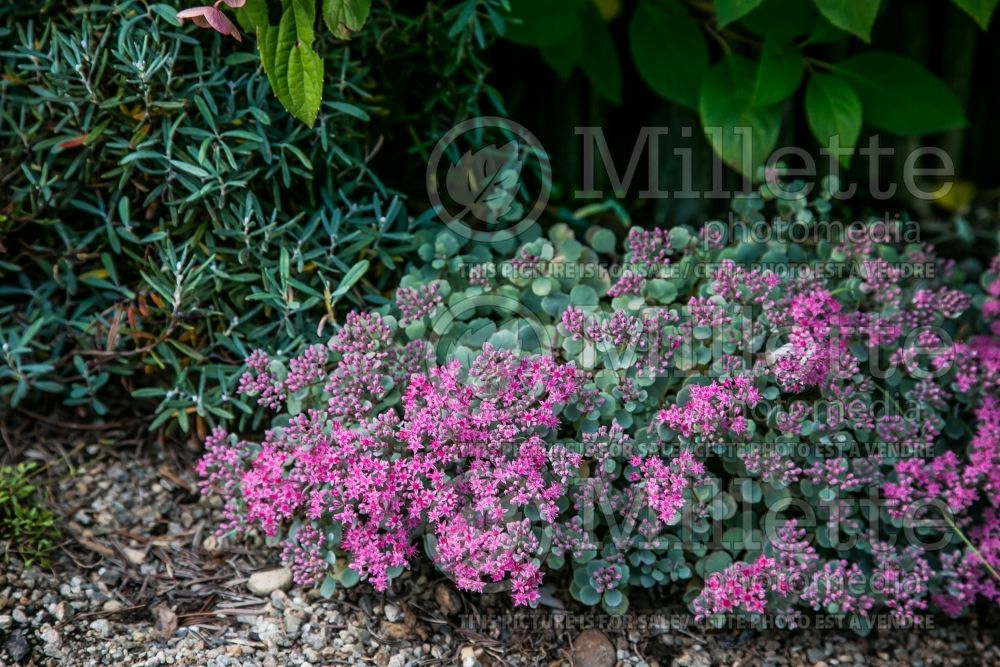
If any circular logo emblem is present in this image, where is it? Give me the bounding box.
[426,116,551,243]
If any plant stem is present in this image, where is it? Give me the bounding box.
[942,511,1000,584]
[704,24,731,56]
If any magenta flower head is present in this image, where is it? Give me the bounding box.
[177,0,246,42]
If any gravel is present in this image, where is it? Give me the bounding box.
[247,569,293,596]
[1,429,999,666]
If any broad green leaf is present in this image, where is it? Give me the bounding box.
[741,0,818,39]
[258,18,290,105]
[539,26,583,79]
[629,0,709,108]
[699,55,783,175]
[716,0,765,27]
[258,0,324,126]
[235,0,269,31]
[952,0,1000,29]
[580,5,622,104]
[803,13,848,43]
[289,0,315,45]
[505,0,587,46]
[287,44,323,126]
[832,52,967,135]
[805,72,861,167]
[322,0,372,40]
[594,0,623,20]
[811,0,880,42]
[332,259,370,298]
[752,36,804,106]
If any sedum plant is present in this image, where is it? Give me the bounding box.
[199,183,1000,627]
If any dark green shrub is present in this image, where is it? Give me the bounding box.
[0,1,501,432]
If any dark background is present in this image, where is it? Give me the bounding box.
[419,0,1000,229]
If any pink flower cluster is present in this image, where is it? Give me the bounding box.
[885,395,1000,519]
[200,225,1000,623]
[694,521,931,625]
[693,555,777,619]
[985,257,1000,335]
[559,306,681,375]
[933,508,1000,616]
[629,450,705,525]
[199,314,599,604]
[658,377,761,445]
[769,287,852,393]
[606,271,645,297]
[625,227,672,270]
[396,283,443,325]
[709,260,780,303]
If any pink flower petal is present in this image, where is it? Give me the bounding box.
[203,8,242,41]
[177,5,242,42]
[177,6,212,24]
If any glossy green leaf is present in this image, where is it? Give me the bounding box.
[629,0,709,108]
[803,13,849,43]
[811,0,880,42]
[258,0,324,126]
[235,0,269,31]
[804,72,861,167]
[752,36,804,106]
[699,55,783,175]
[539,25,583,79]
[288,46,323,126]
[716,0,765,27]
[952,0,1000,29]
[322,0,372,39]
[832,52,967,135]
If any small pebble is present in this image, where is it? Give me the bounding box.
[247,568,293,595]
[89,619,112,638]
[383,603,404,623]
[4,634,31,663]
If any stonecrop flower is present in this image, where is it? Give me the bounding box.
[200,313,599,603]
[198,215,1000,625]
[630,450,705,525]
[658,376,761,445]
